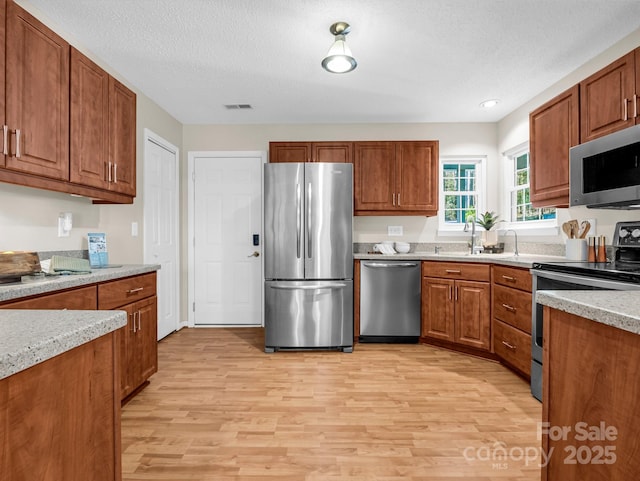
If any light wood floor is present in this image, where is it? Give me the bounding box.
[121,328,542,481]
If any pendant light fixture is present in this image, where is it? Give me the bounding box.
[321,22,357,74]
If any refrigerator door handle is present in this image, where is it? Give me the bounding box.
[307,182,312,259]
[364,262,419,268]
[270,283,347,290]
[296,183,301,259]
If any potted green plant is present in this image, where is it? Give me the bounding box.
[477,211,500,247]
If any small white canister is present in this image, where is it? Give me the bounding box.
[566,238,587,261]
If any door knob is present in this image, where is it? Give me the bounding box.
[247,251,260,257]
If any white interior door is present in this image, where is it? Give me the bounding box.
[143,130,180,340]
[190,152,264,326]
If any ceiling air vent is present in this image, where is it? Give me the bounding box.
[224,104,253,110]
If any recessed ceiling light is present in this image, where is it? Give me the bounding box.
[479,99,500,109]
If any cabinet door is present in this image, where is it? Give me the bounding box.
[396,141,438,213]
[269,142,311,163]
[454,280,491,351]
[312,142,352,163]
[421,277,454,341]
[529,85,579,208]
[137,296,158,382]
[580,51,636,142]
[354,141,395,212]
[70,48,110,190]
[109,77,136,195]
[5,1,69,180]
[118,304,135,399]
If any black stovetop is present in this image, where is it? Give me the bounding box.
[532,260,640,284]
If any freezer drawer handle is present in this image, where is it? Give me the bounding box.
[270,283,347,290]
[365,262,418,268]
[296,183,301,259]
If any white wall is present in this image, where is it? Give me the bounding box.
[182,123,499,245]
[497,27,640,244]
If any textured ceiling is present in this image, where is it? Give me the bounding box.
[18,0,640,125]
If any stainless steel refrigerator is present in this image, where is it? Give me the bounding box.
[264,162,353,352]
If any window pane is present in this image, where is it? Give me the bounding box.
[516,153,528,171]
[510,151,556,223]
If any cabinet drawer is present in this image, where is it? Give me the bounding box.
[0,286,97,310]
[492,265,532,291]
[493,284,532,334]
[422,261,490,282]
[98,272,156,309]
[494,319,531,377]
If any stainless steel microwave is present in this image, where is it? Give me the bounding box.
[570,124,640,209]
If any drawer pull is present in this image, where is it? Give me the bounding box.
[501,340,516,350]
[445,269,461,274]
[501,275,516,282]
[501,303,516,312]
[127,287,144,294]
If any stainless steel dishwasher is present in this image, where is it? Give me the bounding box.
[360,260,421,342]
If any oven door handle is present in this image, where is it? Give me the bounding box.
[531,269,640,290]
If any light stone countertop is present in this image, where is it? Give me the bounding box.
[0,264,160,303]
[0,309,127,380]
[354,252,566,268]
[536,290,640,336]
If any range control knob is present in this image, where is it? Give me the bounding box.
[619,228,630,238]
[632,229,640,238]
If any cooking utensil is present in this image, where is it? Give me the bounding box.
[578,220,591,239]
[562,222,573,238]
[568,219,580,239]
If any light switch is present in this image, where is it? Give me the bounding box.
[131,222,138,237]
[388,225,403,236]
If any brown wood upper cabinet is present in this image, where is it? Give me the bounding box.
[71,48,136,196]
[4,1,70,180]
[529,85,579,208]
[269,141,352,163]
[580,49,640,142]
[354,140,439,216]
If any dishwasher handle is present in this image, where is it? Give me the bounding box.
[364,262,418,268]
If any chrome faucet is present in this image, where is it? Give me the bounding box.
[505,229,519,256]
[464,217,483,254]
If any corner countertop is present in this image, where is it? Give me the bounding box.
[0,309,127,380]
[536,290,640,336]
[354,252,566,269]
[0,264,160,303]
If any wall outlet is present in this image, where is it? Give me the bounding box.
[586,218,596,236]
[388,225,403,236]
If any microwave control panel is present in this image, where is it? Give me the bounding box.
[614,222,640,247]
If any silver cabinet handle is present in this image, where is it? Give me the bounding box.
[397,193,401,206]
[113,163,118,183]
[445,269,462,274]
[624,98,629,121]
[108,161,113,182]
[392,193,396,206]
[455,286,459,301]
[136,311,142,331]
[15,129,21,158]
[127,287,144,294]
[501,303,516,312]
[2,125,7,155]
[501,340,516,350]
[296,183,301,259]
[501,275,516,282]
[634,94,638,118]
[131,312,136,333]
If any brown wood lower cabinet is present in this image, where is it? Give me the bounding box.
[542,306,640,481]
[0,333,121,481]
[491,265,532,378]
[0,271,158,401]
[421,262,491,352]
